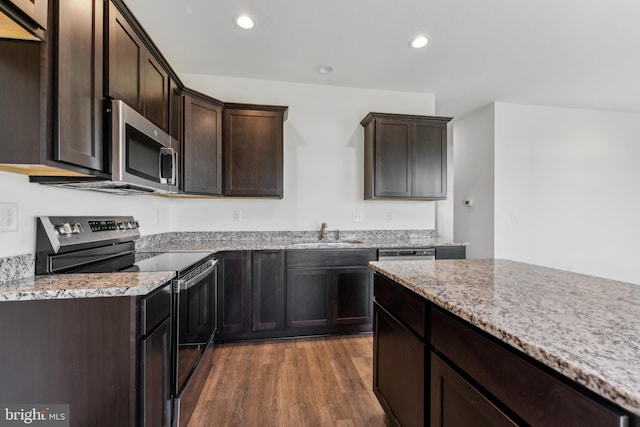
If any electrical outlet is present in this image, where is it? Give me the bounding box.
[233,210,242,222]
[386,212,393,222]
[352,212,364,222]
[0,202,18,232]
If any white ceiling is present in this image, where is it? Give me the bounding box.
[124,0,640,117]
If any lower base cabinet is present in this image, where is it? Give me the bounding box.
[0,282,172,427]
[373,303,424,427]
[217,249,376,342]
[430,353,518,427]
[373,273,636,427]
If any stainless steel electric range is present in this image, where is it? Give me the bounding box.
[35,216,217,427]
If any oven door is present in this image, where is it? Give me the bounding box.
[111,99,178,193]
[172,259,217,426]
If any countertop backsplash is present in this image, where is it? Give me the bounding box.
[0,229,445,284]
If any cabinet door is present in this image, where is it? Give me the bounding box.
[430,353,518,427]
[142,52,168,131]
[332,266,373,326]
[252,251,284,331]
[374,119,412,197]
[217,252,251,336]
[412,121,447,199]
[54,0,104,171]
[373,303,424,427]
[107,1,143,111]
[183,94,223,195]
[7,0,47,29]
[169,78,181,141]
[286,268,331,328]
[223,108,284,197]
[140,317,172,427]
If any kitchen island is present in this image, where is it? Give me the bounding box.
[370,259,640,426]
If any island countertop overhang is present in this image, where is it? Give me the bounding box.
[369,258,640,417]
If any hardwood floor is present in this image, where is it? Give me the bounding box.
[188,334,388,426]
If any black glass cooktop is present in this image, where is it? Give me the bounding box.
[127,251,215,275]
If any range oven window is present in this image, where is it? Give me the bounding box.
[126,124,163,183]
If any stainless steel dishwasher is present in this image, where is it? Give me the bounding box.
[378,248,435,261]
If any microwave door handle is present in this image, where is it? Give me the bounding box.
[171,148,177,186]
[159,147,175,185]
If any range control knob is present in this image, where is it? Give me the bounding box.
[71,223,83,234]
[117,222,126,230]
[56,223,73,235]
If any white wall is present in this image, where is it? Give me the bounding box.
[0,171,172,258]
[494,103,640,284]
[0,78,441,258]
[172,75,439,232]
[452,104,495,258]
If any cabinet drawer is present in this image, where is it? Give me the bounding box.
[431,308,629,426]
[286,249,377,268]
[374,274,426,338]
[140,282,171,336]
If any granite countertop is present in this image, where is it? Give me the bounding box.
[0,271,176,302]
[138,237,464,252]
[369,259,640,416]
[0,231,465,302]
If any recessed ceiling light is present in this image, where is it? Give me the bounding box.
[317,64,334,75]
[410,36,429,49]
[235,15,255,30]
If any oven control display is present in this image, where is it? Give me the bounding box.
[88,220,119,232]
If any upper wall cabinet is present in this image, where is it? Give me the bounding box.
[361,113,452,200]
[107,0,169,132]
[223,104,288,198]
[0,0,107,178]
[182,90,223,195]
[53,0,105,172]
[0,0,47,41]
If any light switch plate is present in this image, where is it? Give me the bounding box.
[0,202,18,232]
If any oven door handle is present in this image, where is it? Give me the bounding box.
[175,259,217,292]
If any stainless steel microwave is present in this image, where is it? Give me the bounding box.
[33,100,179,195]
[110,99,179,194]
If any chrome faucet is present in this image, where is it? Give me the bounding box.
[319,222,328,240]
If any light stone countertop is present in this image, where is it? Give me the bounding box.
[369,259,640,417]
[0,271,176,302]
[137,237,464,252]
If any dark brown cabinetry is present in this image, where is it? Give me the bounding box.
[430,352,518,427]
[53,0,105,172]
[372,273,635,427]
[169,78,182,141]
[373,274,427,427]
[217,250,285,341]
[140,284,172,427]
[0,282,172,427]
[107,0,169,131]
[217,251,252,338]
[182,91,223,195]
[223,104,287,198]
[0,0,47,40]
[361,113,451,200]
[252,250,285,331]
[286,249,377,334]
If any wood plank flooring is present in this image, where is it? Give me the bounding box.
[188,334,388,427]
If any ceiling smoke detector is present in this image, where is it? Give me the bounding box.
[316,64,334,75]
